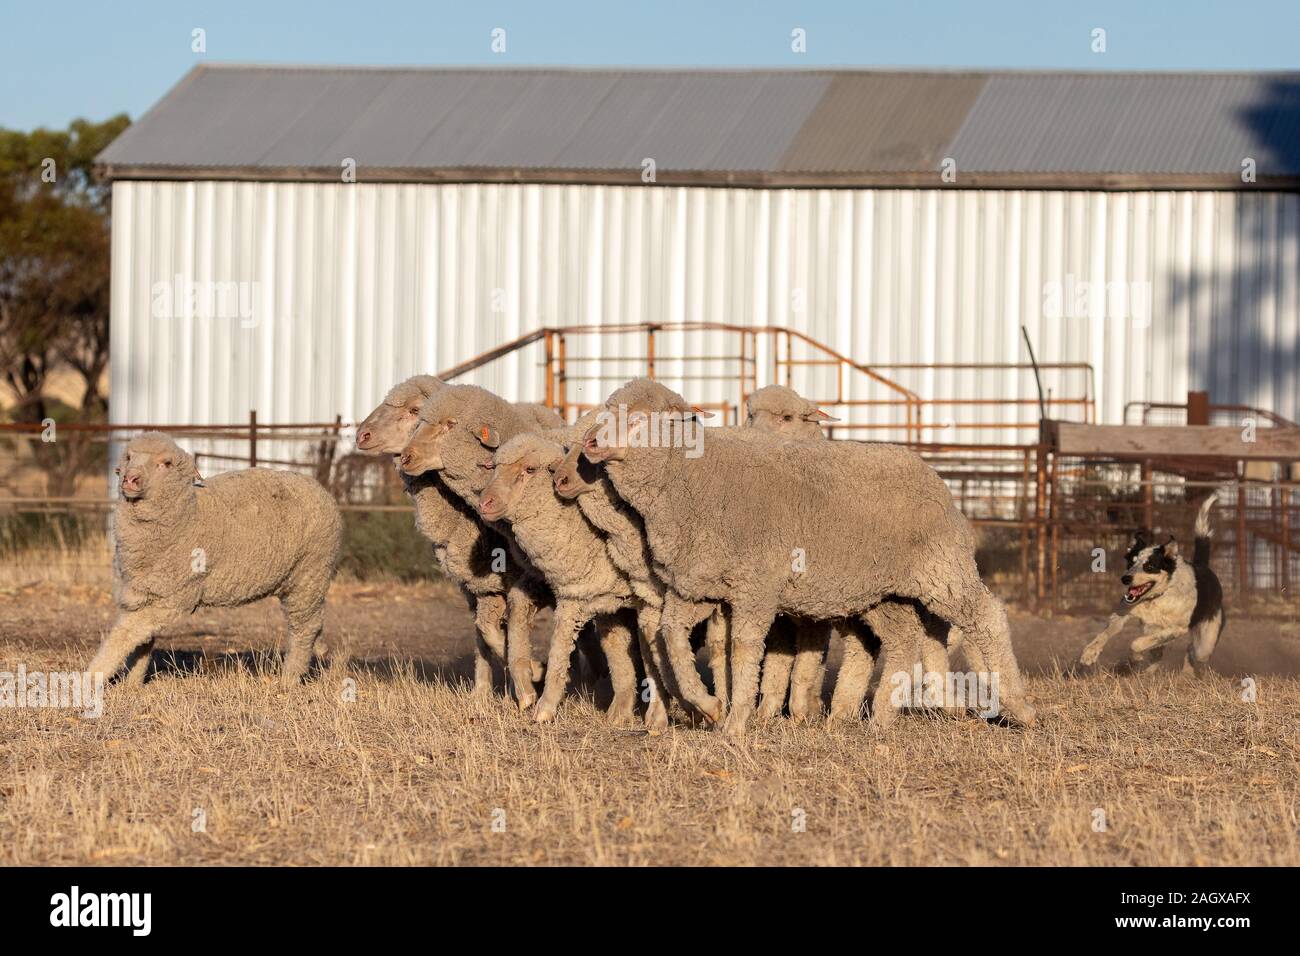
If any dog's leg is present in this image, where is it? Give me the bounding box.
[1076,612,1128,671]
[1123,627,1181,673]
[1184,611,1224,677]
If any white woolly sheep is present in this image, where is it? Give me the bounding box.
[584,378,1034,737]
[478,432,647,725]
[356,374,543,696]
[87,432,341,689]
[398,385,609,707]
[743,384,974,720]
[551,439,726,730]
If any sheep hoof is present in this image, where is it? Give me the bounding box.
[515,693,537,713]
[698,695,725,725]
[868,707,899,730]
[533,704,556,724]
[756,701,783,720]
[1004,699,1036,728]
[720,712,749,738]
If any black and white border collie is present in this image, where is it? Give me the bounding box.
[1076,495,1224,676]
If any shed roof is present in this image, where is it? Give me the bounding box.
[96,65,1300,189]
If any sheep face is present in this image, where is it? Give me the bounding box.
[551,442,604,499]
[400,414,499,491]
[478,437,565,522]
[744,385,837,439]
[114,433,200,518]
[356,376,443,453]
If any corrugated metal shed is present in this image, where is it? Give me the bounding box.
[108,181,1300,447]
[97,65,1300,188]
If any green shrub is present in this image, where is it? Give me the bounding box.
[338,509,440,582]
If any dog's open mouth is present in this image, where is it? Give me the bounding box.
[1124,581,1154,603]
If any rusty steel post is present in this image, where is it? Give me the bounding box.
[1021,447,1032,606]
[249,410,258,468]
[1035,443,1048,605]
[543,331,555,409]
[1141,459,1154,530]
[557,334,568,419]
[646,326,656,380]
[1282,484,1292,596]
[1237,483,1249,607]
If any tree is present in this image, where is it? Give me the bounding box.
[0,115,128,423]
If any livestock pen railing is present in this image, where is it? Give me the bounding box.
[437,322,1096,446]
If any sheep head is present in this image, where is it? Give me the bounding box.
[356,375,445,454]
[744,384,837,439]
[582,378,712,463]
[115,432,201,520]
[478,434,566,522]
[399,385,527,494]
[551,440,605,499]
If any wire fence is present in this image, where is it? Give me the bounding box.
[0,413,1295,615]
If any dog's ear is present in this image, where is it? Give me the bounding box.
[1162,535,1179,559]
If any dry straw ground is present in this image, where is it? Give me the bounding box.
[1,577,1298,866]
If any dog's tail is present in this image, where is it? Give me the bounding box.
[1192,493,1217,568]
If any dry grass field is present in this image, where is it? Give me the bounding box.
[1,571,1298,866]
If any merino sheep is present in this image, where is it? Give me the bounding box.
[478,432,646,725]
[398,385,609,708]
[743,385,973,720]
[551,440,725,730]
[356,374,542,696]
[743,385,839,719]
[87,432,341,689]
[584,378,1034,736]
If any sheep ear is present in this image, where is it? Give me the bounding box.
[803,408,840,423]
[477,425,500,449]
[689,405,715,420]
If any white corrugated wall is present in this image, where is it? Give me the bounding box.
[110,181,1300,457]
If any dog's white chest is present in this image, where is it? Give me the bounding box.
[1133,561,1197,629]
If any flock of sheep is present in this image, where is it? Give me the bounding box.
[87,375,1036,737]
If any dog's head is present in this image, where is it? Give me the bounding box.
[1120,530,1180,605]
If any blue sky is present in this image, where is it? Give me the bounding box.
[4,0,1299,130]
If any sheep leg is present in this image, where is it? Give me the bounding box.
[757,615,796,719]
[505,584,543,709]
[861,601,927,729]
[280,592,327,689]
[703,606,729,712]
[828,621,878,722]
[720,611,776,738]
[927,583,1035,727]
[598,611,639,728]
[87,607,180,685]
[635,604,670,732]
[534,600,593,724]
[660,592,723,724]
[121,638,156,688]
[788,621,830,721]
